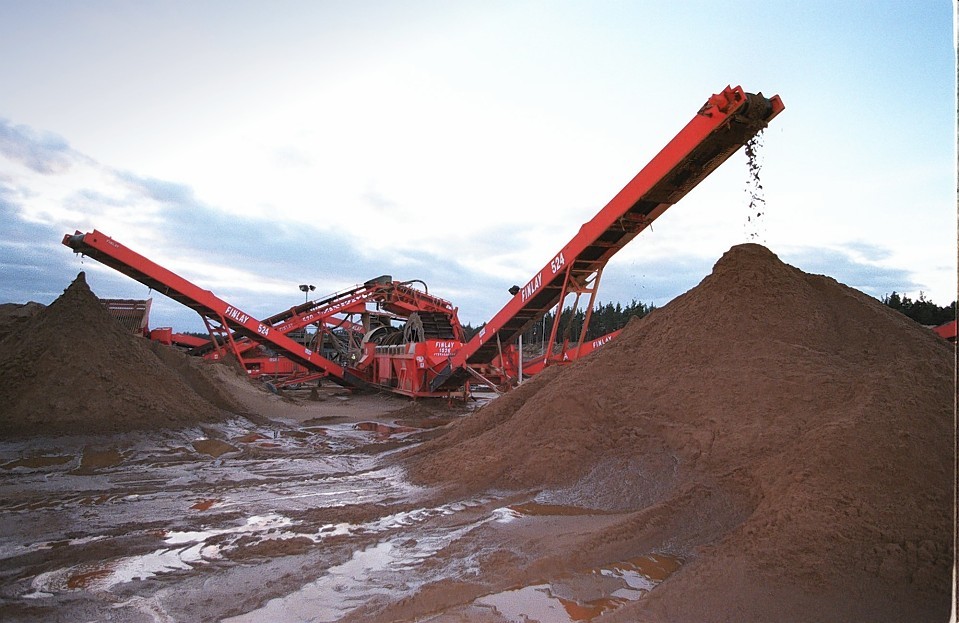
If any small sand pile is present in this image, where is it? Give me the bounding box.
[0,301,44,342]
[406,244,953,621]
[0,273,236,436]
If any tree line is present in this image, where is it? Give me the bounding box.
[458,289,956,347]
[462,299,656,344]
[881,292,955,326]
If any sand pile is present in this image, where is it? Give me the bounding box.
[406,244,953,621]
[0,272,238,436]
[0,301,44,342]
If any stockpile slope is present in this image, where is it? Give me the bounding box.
[0,302,44,342]
[0,273,234,436]
[406,244,953,622]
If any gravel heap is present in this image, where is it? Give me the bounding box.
[406,243,953,622]
[0,272,238,436]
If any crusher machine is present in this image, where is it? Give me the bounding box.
[64,85,784,398]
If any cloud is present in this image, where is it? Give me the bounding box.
[0,192,79,303]
[839,240,895,264]
[599,254,713,309]
[0,149,512,328]
[780,245,918,300]
[0,116,947,337]
[117,171,198,206]
[0,118,75,174]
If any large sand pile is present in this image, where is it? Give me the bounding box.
[406,243,953,621]
[0,272,240,436]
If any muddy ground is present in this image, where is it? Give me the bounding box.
[0,387,675,622]
[0,274,693,622]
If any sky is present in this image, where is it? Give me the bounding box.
[0,1,955,332]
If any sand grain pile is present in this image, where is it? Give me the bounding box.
[0,301,44,342]
[407,243,953,621]
[0,273,234,436]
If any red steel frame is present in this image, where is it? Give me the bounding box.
[64,85,783,398]
[430,85,784,391]
[61,230,377,390]
[183,277,436,369]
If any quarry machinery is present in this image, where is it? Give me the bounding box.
[176,275,462,385]
[64,84,784,398]
[429,85,784,391]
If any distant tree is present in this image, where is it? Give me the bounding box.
[459,297,656,348]
[461,322,484,341]
[882,291,956,326]
[518,298,655,346]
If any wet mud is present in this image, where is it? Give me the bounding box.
[0,411,677,622]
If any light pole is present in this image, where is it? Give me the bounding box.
[299,284,315,302]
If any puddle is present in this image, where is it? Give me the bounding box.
[17,487,496,601]
[300,426,329,435]
[78,493,122,505]
[163,513,295,547]
[0,535,108,561]
[280,430,313,439]
[354,421,418,438]
[473,554,683,622]
[192,439,239,458]
[224,520,489,623]
[24,514,298,597]
[317,496,495,537]
[506,502,604,517]
[233,433,267,443]
[1,420,543,621]
[66,568,112,590]
[25,542,214,598]
[77,448,124,470]
[607,554,682,584]
[1,455,73,470]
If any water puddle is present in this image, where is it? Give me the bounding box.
[233,432,268,443]
[354,421,418,438]
[76,448,124,471]
[1,455,73,470]
[316,496,496,537]
[25,542,214,598]
[0,534,107,561]
[4,419,620,622]
[20,490,499,602]
[473,554,683,622]
[506,502,604,517]
[24,514,297,597]
[2,419,434,603]
[191,438,239,458]
[224,521,489,623]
